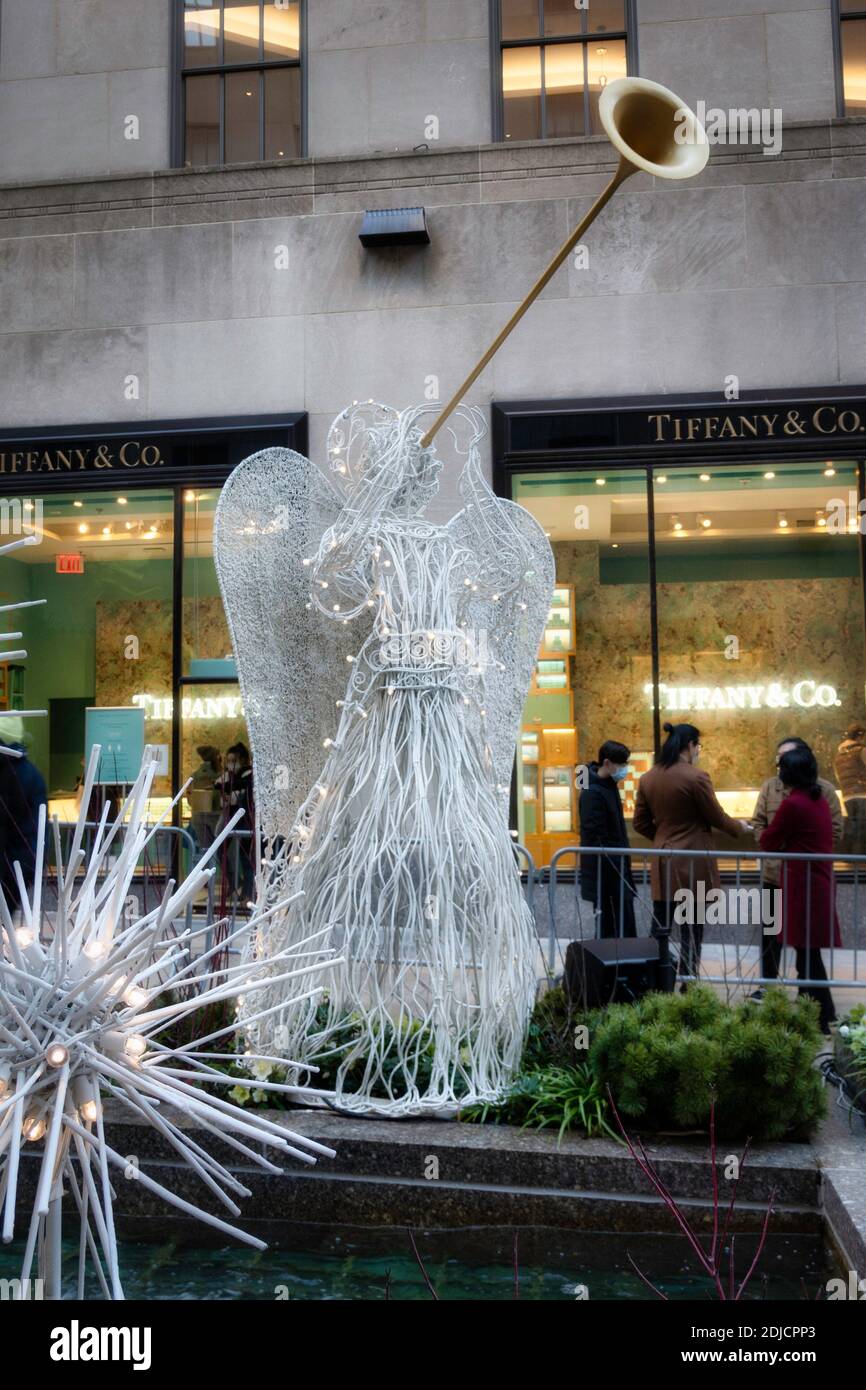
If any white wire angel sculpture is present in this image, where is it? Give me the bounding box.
[214,403,554,1114]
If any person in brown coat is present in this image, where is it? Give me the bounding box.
[634,721,750,986]
[834,723,866,853]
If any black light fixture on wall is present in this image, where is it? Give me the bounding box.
[358,207,430,247]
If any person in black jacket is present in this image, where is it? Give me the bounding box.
[0,718,48,913]
[579,740,636,938]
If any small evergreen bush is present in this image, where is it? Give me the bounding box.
[589,986,825,1141]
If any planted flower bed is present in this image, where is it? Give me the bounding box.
[834,1003,866,1122]
[172,985,828,1145]
[462,985,827,1143]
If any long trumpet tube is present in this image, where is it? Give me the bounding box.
[420,154,635,448]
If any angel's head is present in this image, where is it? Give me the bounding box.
[327,403,443,515]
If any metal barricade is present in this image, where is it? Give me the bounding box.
[548,842,866,993]
[51,820,199,942]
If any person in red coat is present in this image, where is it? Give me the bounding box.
[758,744,841,1033]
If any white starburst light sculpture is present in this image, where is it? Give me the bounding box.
[0,743,339,1301]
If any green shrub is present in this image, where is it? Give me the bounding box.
[835,1004,866,1118]
[589,986,826,1142]
[519,985,598,1071]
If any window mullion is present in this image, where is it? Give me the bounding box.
[259,68,265,160]
[219,72,226,165]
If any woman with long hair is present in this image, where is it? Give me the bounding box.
[634,722,749,987]
[759,744,841,1033]
[215,741,255,904]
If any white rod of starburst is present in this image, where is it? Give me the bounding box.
[0,746,342,1299]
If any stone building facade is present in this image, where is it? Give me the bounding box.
[0,0,861,478]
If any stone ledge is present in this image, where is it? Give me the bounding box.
[0,121,861,236]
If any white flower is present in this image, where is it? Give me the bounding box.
[251,1060,273,1080]
[839,1025,850,1039]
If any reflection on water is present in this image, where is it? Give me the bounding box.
[0,1226,833,1301]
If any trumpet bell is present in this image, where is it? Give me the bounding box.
[599,77,709,181]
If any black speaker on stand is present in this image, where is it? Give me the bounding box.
[564,936,669,1009]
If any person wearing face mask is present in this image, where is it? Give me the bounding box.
[634,722,750,987]
[579,740,637,938]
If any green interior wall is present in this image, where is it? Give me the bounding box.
[7,556,223,792]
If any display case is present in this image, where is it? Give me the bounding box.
[542,726,576,764]
[541,584,576,656]
[519,584,581,864]
[619,749,653,820]
[542,766,573,834]
[520,740,539,835]
[531,657,568,693]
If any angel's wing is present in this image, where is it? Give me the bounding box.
[213,448,372,843]
[449,458,555,821]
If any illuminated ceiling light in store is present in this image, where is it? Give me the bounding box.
[73,499,83,508]
[672,515,683,531]
[656,475,667,484]
[77,523,88,534]
[595,477,606,486]
[125,521,134,530]
[824,466,836,477]
[101,526,112,537]
[185,490,196,501]
[699,473,711,482]
[611,543,619,549]
[23,501,33,512]
[763,471,775,479]
[817,514,827,528]
[700,517,712,528]
[778,514,789,529]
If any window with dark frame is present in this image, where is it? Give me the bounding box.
[838,1,866,114]
[495,0,632,143]
[179,0,303,167]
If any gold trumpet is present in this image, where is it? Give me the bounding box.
[420,77,710,448]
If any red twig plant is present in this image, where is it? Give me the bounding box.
[608,1088,776,1300]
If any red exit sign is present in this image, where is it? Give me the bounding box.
[56,553,84,575]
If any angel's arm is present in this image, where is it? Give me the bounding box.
[310,451,409,617]
[457,453,537,598]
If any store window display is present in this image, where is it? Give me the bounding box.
[513,457,866,865]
